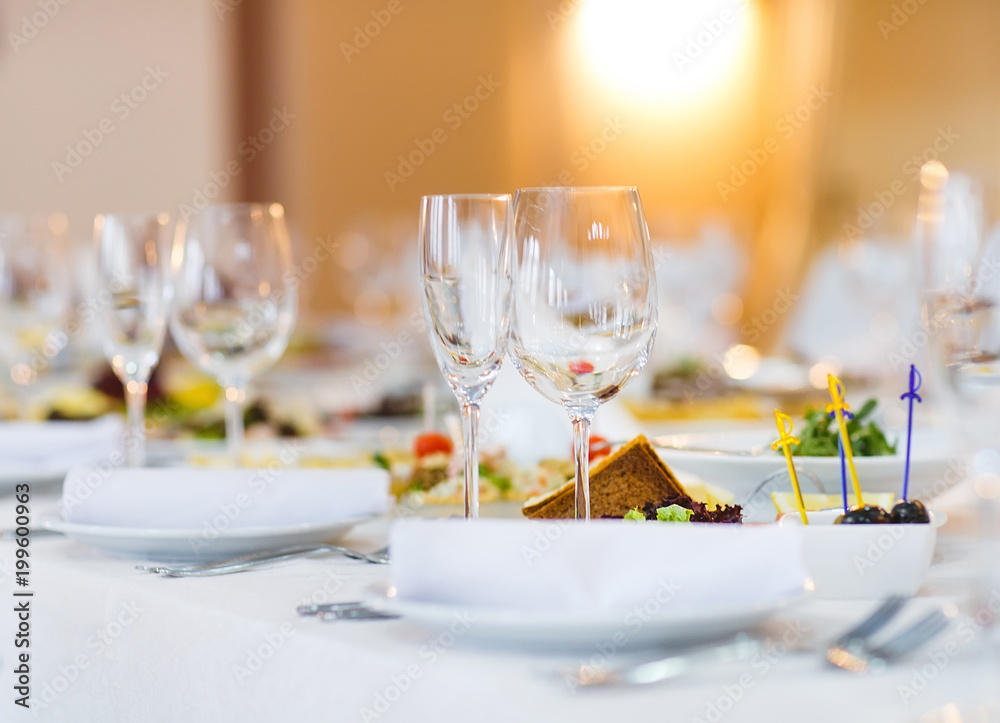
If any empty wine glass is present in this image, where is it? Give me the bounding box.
[509,187,658,520]
[917,163,1000,702]
[170,203,297,461]
[0,214,71,415]
[420,194,512,519]
[95,213,172,466]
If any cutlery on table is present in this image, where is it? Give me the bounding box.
[136,544,390,577]
[826,604,951,674]
[566,596,948,688]
[297,601,399,621]
[564,633,763,688]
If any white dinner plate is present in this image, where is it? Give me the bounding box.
[39,512,377,562]
[653,427,956,511]
[365,583,803,650]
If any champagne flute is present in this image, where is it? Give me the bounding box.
[419,194,512,519]
[169,203,297,461]
[509,187,657,520]
[0,214,71,414]
[94,213,172,466]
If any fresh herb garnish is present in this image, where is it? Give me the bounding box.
[787,398,896,457]
[655,504,693,522]
[372,451,391,471]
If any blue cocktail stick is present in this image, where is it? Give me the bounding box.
[830,407,854,511]
[900,364,923,502]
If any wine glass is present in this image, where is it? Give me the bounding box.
[169,203,297,461]
[0,214,71,416]
[419,194,512,519]
[916,162,1000,710]
[508,187,658,520]
[94,213,172,466]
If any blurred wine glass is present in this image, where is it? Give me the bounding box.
[0,214,71,416]
[508,187,658,520]
[170,203,297,461]
[419,194,512,519]
[95,213,172,466]
[918,162,1000,643]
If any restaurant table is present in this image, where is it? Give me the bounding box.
[2,484,998,723]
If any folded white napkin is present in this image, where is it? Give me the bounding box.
[390,519,806,613]
[1,415,123,476]
[62,466,390,529]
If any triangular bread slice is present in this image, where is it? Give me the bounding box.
[522,434,687,519]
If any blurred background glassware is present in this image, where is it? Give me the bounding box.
[419,194,512,519]
[509,186,658,520]
[170,203,297,461]
[917,162,1000,624]
[0,213,71,417]
[95,213,172,466]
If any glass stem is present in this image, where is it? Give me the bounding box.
[461,401,480,519]
[124,379,148,467]
[225,383,247,464]
[571,412,595,521]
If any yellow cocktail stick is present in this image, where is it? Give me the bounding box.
[771,410,808,524]
[826,374,864,507]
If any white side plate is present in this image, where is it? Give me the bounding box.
[39,512,377,562]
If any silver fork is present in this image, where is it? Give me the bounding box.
[567,596,938,688]
[826,607,951,674]
[136,544,390,577]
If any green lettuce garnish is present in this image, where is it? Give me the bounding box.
[656,504,693,522]
[624,507,646,521]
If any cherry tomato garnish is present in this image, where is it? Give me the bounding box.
[575,435,611,462]
[413,432,454,458]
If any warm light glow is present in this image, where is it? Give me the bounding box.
[711,292,743,326]
[808,358,842,389]
[975,474,1000,501]
[723,343,760,380]
[576,0,756,107]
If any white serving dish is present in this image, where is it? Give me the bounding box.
[778,508,945,599]
[652,427,956,506]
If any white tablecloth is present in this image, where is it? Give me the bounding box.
[1,486,997,723]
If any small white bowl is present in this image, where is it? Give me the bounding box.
[778,508,945,599]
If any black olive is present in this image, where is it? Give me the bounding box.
[889,499,931,524]
[835,505,890,524]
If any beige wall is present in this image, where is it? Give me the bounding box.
[0,0,235,231]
